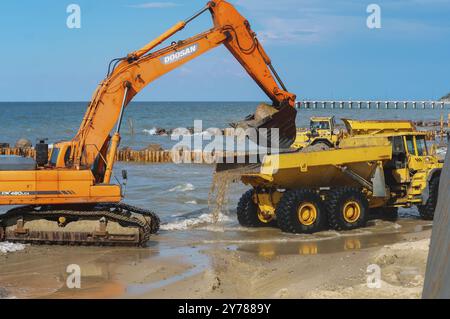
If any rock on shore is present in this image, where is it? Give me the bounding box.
[440,93,450,102]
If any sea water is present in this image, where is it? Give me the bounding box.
[0,102,446,232]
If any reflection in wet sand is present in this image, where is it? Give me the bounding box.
[126,246,209,296]
[240,235,398,259]
[0,246,155,299]
[235,219,433,259]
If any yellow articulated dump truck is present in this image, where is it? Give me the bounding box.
[292,116,341,149]
[237,119,443,234]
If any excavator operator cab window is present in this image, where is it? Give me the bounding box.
[64,147,72,166]
[49,148,60,166]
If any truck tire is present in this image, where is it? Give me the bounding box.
[311,140,334,148]
[237,189,277,227]
[382,207,399,221]
[326,187,369,230]
[369,207,399,221]
[301,142,330,153]
[418,175,440,221]
[276,189,327,234]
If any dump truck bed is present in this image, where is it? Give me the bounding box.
[241,137,392,189]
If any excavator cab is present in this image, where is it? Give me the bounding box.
[48,142,73,168]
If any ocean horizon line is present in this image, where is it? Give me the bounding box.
[0,100,269,104]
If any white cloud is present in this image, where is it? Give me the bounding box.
[128,2,178,9]
[257,17,321,45]
[236,0,450,43]
[234,0,356,45]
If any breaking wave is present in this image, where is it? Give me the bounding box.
[0,242,26,254]
[168,183,195,192]
[142,128,158,135]
[142,127,222,137]
[161,212,232,231]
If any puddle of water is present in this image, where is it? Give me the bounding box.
[233,218,433,258]
[236,234,401,258]
[125,245,210,296]
[1,247,157,299]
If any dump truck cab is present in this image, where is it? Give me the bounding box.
[292,116,339,149]
[379,131,442,208]
[342,119,443,208]
[310,116,335,133]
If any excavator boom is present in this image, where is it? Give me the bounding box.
[73,0,297,170]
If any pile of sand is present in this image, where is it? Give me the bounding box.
[306,239,430,299]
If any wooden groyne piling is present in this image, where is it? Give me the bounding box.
[116,149,172,163]
[0,147,36,158]
[0,148,241,164]
[1,113,449,164]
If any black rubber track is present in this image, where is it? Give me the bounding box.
[418,174,440,221]
[0,202,160,246]
[276,189,327,234]
[236,189,277,227]
[326,187,369,231]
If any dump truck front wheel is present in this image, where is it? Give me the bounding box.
[276,189,327,234]
[237,190,276,227]
[327,187,369,230]
[418,175,440,221]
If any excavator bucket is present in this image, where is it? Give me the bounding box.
[248,104,297,149]
[216,104,297,172]
[231,103,297,150]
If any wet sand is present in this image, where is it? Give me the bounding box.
[0,215,432,299]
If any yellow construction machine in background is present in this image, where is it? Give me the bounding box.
[292,116,341,149]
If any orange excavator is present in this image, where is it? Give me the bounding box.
[0,0,297,246]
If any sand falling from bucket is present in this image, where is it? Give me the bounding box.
[208,164,260,223]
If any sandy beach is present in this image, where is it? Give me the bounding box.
[1,0,449,304]
[0,215,432,299]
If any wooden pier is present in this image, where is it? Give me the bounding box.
[297,100,450,110]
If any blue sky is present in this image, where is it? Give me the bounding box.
[0,0,449,101]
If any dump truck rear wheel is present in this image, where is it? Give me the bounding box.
[237,190,276,227]
[418,175,440,221]
[327,187,368,230]
[276,189,327,234]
